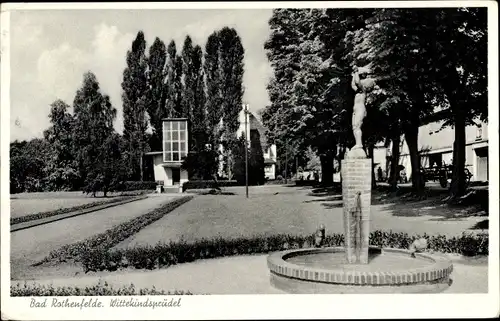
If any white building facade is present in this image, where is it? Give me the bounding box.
[374,119,489,183]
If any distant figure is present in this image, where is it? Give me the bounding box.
[377,167,383,182]
[314,224,326,248]
[314,171,319,182]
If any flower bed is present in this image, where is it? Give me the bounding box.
[37,196,194,265]
[11,196,137,225]
[11,281,193,296]
[80,231,488,273]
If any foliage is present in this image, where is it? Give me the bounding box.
[72,72,119,196]
[120,181,158,191]
[145,37,168,151]
[182,180,238,191]
[39,196,194,266]
[121,31,149,180]
[165,40,184,118]
[11,281,193,296]
[249,130,265,185]
[42,99,80,191]
[181,149,219,181]
[10,139,51,193]
[204,31,223,148]
[79,231,488,272]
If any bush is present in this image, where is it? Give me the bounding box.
[120,181,157,191]
[11,196,138,225]
[182,180,238,191]
[79,231,488,273]
[11,280,193,296]
[39,196,194,266]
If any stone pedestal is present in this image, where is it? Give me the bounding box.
[341,158,372,264]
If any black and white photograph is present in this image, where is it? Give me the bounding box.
[1,1,498,320]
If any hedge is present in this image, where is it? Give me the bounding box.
[11,196,136,225]
[37,196,194,266]
[182,180,238,191]
[120,181,158,191]
[80,231,488,273]
[11,281,193,296]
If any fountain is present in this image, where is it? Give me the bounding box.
[267,68,453,293]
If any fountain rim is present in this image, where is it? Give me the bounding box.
[267,246,454,286]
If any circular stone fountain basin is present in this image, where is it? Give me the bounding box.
[267,247,453,294]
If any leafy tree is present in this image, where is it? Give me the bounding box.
[181,149,219,181]
[145,37,167,151]
[72,71,120,196]
[42,99,79,190]
[231,134,247,185]
[10,139,51,193]
[181,35,195,119]
[122,31,149,180]
[427,7,487,198]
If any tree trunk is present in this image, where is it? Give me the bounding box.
[404,124,425,196]
[449,110,467,198]
[389,134,401,191]
[320,151,334,186]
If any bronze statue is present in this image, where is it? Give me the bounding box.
[347,66,376,159]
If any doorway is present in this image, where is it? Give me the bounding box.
[171,168,181,185]
[475,147,488,182]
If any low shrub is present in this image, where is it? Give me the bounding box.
[182,180,238,191]
[11,281,193,296]
[38,196,194,266]
[80,231,488,273]
[11,196,137,225]
[120,181,157,191]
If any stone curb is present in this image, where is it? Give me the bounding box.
[267,247,454,286]
[10,196,149,232]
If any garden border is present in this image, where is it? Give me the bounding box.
[11,195,149,232]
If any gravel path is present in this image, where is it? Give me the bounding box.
[115,185,485,250]
[11,195,180,276]
[17,254,488,294]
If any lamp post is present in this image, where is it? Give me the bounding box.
[284,138,288,184]
[244,103,249,198]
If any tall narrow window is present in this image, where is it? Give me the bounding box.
[163,119,189,162]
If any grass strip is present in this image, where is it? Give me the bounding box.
[36,195,194,266]
[11,280,193,296]
[11,196,137,225]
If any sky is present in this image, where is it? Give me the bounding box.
[9,9,274,142]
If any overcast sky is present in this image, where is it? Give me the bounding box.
[9,9,274,142]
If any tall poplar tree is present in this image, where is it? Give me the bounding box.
[204,31,223,148]
[165,40,183,118]
[122,31,148,180]
[218,27,245,178]
[146,37,167,151]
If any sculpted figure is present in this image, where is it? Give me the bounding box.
[348,67,376,158]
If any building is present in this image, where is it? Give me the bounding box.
[146,108,278,191]
[373,117,489,183]
[145,118,190,192]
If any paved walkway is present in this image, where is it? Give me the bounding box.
[11,195,180,278]
[17,254,488,294]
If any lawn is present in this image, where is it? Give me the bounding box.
[10,191,137,218]
[114,184,488,250]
